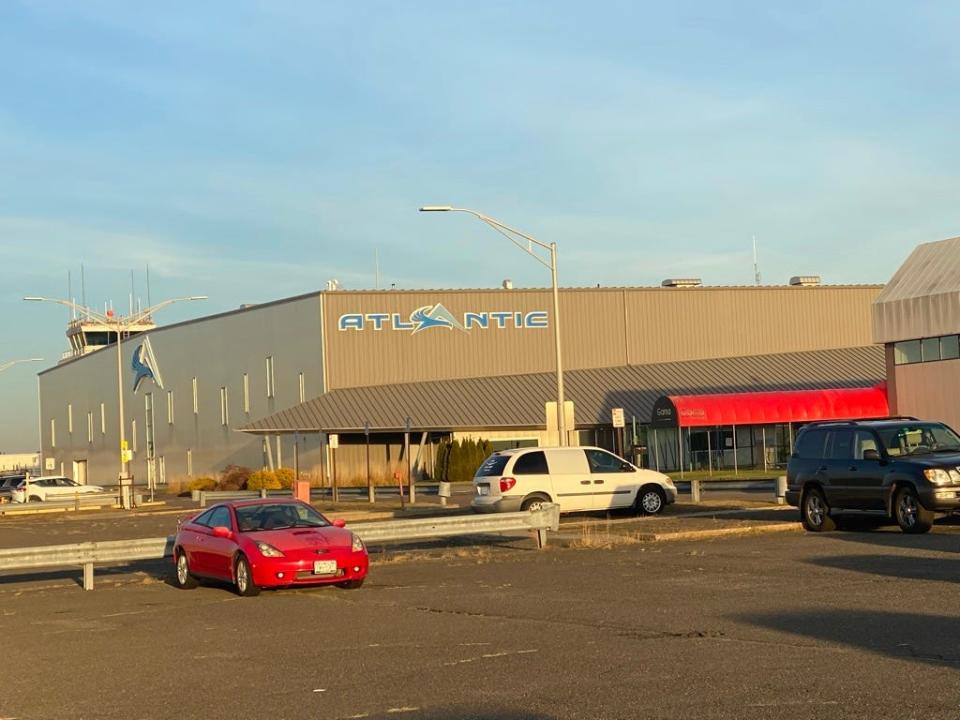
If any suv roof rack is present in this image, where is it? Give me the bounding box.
[800,416,918,429]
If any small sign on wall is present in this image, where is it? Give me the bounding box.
[45,458,56,471]
[611,408,625,428]
[329,434,339,449]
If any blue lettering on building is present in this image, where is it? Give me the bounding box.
[338,304,550,333]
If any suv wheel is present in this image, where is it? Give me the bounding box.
[894,486,934,534]
[637,485,666,515]
[801,487,836,532]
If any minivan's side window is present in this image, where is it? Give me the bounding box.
[826,430,856,460]
[585,449,631,473]
[795,429,828,459]
[513,451,549,475]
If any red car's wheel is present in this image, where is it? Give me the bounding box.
[174,551,198,589]
[337,578,365,590]
[234,555,260,597]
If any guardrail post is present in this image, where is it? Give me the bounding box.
[199,492,207,508]
[775,475,787,505]
[536,528,548,549]
[82,562,94,591]
[259,488,267,499]
[690,479,701,504]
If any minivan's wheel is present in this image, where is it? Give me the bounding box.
[234,555,260,597]
[894,486,934,534]
[801,487,836,532]
[28,495,42,503]
[521,495,550,512]
[637,486,666,515]
[174,551,198,589]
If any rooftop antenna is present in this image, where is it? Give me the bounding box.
[129,270,135,317]
[80,263,87,319]
[752,235,761,286]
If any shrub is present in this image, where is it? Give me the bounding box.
[436,438,493,482]
[188,476,217,492]
[274,467,295,489]
[248,469,281,490]
[219,465,253,491]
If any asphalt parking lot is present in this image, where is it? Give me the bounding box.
[3,518,960,720]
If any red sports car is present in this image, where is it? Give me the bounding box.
[172,499,368,596]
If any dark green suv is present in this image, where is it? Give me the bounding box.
[786,419,960,533]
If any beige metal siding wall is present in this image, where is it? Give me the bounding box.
[323,286,882,389]
[625,286,881,364]
[891,360,960,429]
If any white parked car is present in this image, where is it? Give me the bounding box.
[11,476,105,503]
[470,446,677,515]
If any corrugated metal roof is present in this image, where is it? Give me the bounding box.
[873,236,960,343]
[241,346,885,434]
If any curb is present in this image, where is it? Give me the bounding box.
[556,521,801,547]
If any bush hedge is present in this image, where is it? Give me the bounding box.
[436,438,492,483]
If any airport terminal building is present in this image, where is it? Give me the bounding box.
[38,281,885,487]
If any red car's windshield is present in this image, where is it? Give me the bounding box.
[235,503,330,532]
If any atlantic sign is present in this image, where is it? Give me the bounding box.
[338,302,548,334]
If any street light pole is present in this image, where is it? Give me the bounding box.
[24,295,207,503]
[419,206,567,446]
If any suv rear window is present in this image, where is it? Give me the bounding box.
[795,429,828,459]
[475,455,510,477]
[512,451,548,475]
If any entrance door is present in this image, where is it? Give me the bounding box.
[72,459,88,485]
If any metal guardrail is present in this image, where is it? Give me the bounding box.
[0,504,560,591]
[196,485,440,507]
[0,493,121,515]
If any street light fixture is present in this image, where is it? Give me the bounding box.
[419,206,568,446]
[24,294,207,504]
[0,358,43,373]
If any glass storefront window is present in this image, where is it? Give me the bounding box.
[922,337,941,362]
[941,335,960,360]
[894,340,922,365]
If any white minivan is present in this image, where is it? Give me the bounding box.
[470,446,677,515]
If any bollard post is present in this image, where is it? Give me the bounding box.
[690,478,701,504]
[83,562,94,591]
[260,488,267,499]
[776,475,787,505]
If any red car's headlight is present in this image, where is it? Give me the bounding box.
[351,533,364,553]
[256,542,284,558]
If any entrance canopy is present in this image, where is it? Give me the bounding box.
[651,384,888,428]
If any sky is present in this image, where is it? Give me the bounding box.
[1,1,959,450]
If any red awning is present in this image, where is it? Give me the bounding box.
[665,384,889,428]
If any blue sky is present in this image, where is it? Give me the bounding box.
[1,1,959,449]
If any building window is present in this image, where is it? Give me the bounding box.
[192,377,199,414]
[131,419,138,453]
[100,403,106,434]
[167,391,174,425]
[942,336,960,361]
[67,404,73,434]
[50,418,56,448]
[894,340,922,365]
[219,386,229,427]
[921,337,941,362]
[243,373,250,414]
[265,357,275,398]
[187,448,193,476]
[87,412,93,443]
[299,372,305,403]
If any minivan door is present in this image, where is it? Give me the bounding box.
[545,449,594,512]
[584,449,637,510]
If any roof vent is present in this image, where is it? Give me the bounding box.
[661,278,703,288]
[790,275,821,287]
[502,279,513,290]
[325,279,343,291]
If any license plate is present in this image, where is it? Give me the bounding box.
[477,485,489,496]
[313,560,337,575]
